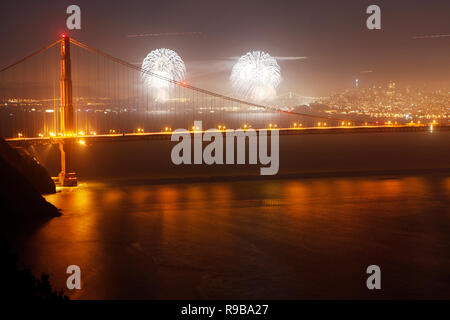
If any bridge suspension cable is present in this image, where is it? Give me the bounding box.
[69,38,353,123]
[69,38,276,111]
[0,40,61,73]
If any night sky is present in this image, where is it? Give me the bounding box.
[0,0,449,95]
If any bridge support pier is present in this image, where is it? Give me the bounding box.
[58,142,77,187]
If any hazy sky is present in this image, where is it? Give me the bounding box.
[0,0,449,95]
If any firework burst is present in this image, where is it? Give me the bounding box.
[230,51,281,101]
[141,48,186,90]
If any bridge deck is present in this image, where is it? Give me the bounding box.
[5,124,448,147]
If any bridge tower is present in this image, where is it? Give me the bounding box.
[58,35,77,186]
[60,34,74,135]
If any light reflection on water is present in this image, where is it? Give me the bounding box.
[17,175,450,299]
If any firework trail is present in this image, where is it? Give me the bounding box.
[128,32,202,38]
[230,51,281,101]
[412,34,450,39]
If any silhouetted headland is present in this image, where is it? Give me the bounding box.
[0,139,65,300]
[0,140,59,235]
[0,139,56,194]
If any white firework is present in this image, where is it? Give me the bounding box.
[230,51,281,101]
[141,48,186,90]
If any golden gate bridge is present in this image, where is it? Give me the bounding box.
[0,35,446,185]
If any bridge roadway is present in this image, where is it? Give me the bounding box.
[5,124,448,147]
